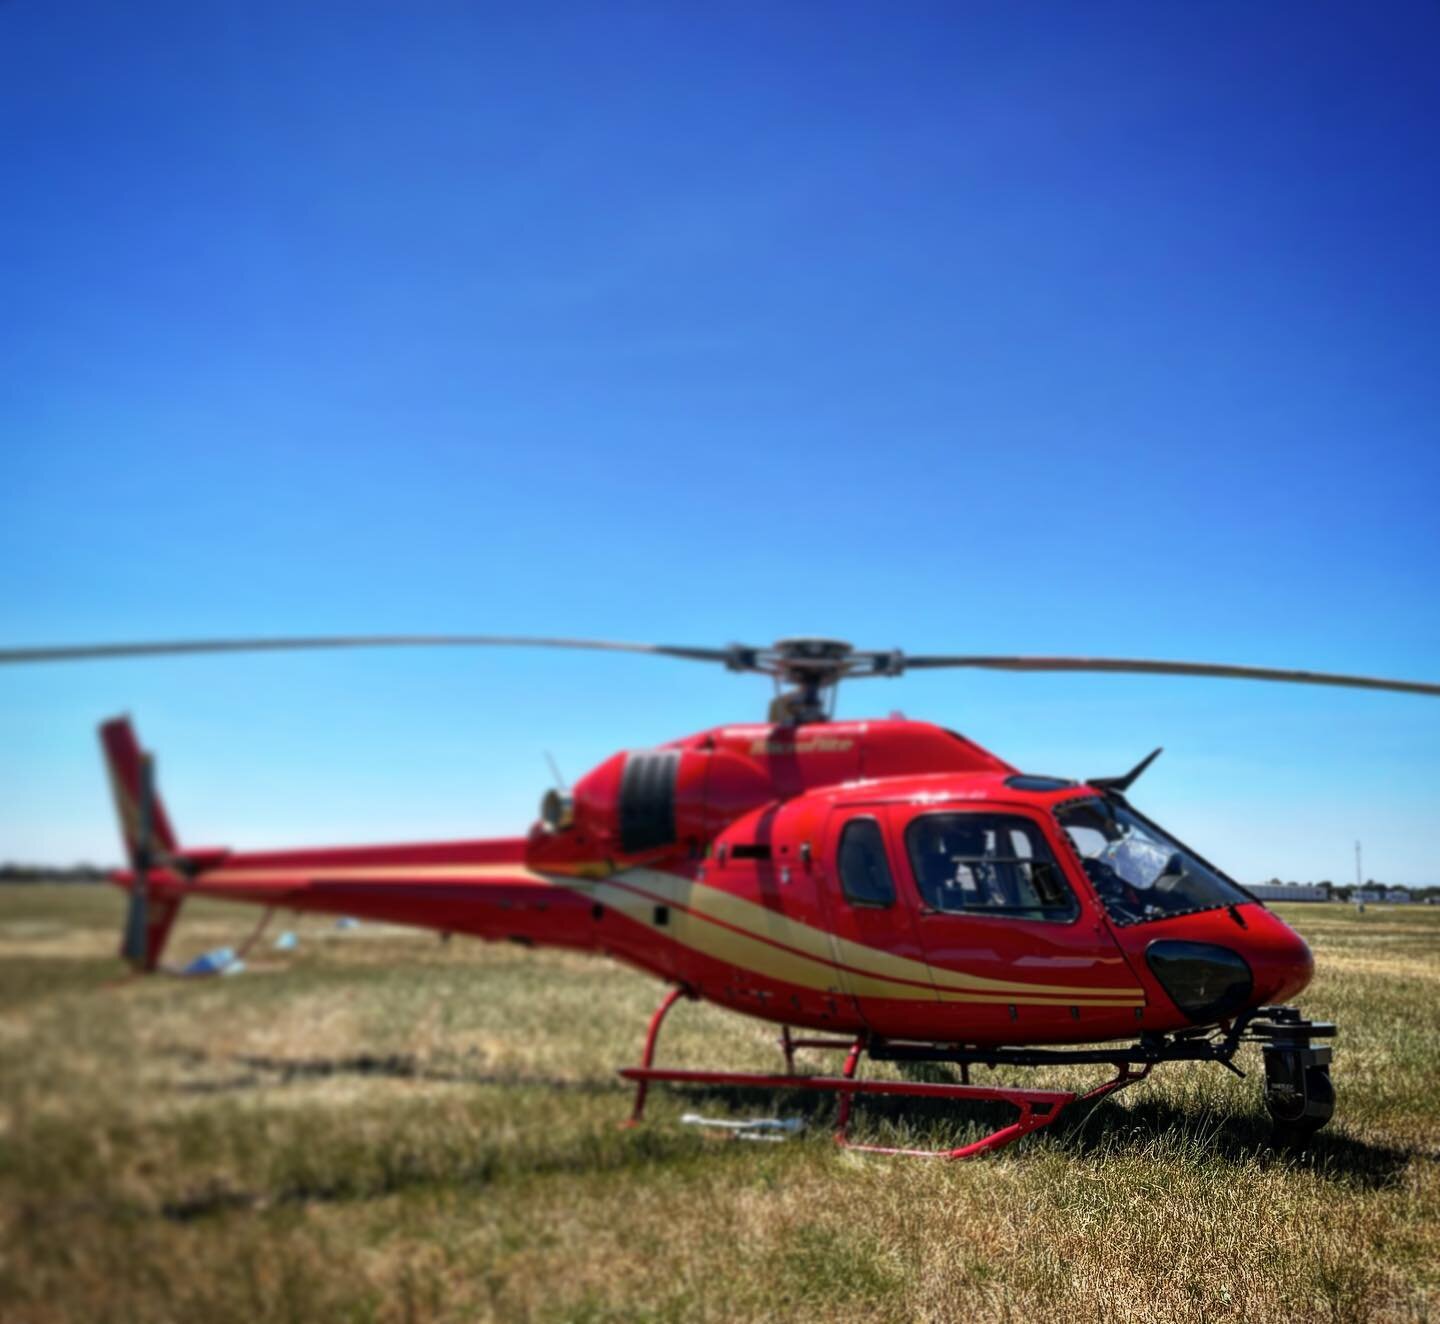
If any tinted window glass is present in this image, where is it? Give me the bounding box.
[905,813,1077,920]
[1005,774,1076,793]
[838,819,895,907]
[1056,798,1249,925]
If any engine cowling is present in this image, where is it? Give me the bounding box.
[531,743,775,866]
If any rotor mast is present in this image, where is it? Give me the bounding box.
[721,638,904,724]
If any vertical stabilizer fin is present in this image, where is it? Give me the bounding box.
[99,717,183,970]
[99,717,178,860]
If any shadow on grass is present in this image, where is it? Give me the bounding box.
[160,1046,620,1095]
[0,1119,725,1225]
[149,1124,741,1224]
[1057,1094,1413,1190]
[662,1078,1040,1147]
[655,1076,1413,1191]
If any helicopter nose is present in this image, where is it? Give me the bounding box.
[1139,906,1315,1024]
[1241,906,1315,1006]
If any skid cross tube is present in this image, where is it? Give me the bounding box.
[778,1025,858,1073]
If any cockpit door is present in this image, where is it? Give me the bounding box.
[894,803,1143,1041]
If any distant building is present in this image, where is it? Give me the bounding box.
[1354,888,1385,904]
[1384,888,1412,904]
[1250,883,1328,902]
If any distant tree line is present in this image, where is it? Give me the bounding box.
[1260,877,1440,903]
[0,863,114,883]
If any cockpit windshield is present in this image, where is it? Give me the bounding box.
[1055,798,1251,925]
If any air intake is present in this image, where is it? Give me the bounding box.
[619,750,680,853]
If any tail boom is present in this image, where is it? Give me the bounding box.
[163,838,602,950]
[97,717,605,967]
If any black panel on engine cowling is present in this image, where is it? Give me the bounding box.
[619,750,680,853]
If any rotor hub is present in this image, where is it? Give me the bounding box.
[772,637,854,682]
[743,639,859,723]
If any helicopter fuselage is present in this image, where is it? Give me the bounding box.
[113,717,1314,1048]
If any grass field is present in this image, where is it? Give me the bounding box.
[1,885,1437,1323]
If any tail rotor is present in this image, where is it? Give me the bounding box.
[99,718,184,971]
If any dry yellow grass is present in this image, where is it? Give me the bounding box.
[1,885,1437,1323]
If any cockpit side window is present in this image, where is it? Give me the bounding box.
[904,813,1078,921]
[837,818,895,908]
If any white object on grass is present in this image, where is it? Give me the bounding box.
[679,1113,805,1140]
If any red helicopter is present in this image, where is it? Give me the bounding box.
[12,634,1440,1157]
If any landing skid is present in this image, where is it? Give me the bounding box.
[618,987,1335,1158]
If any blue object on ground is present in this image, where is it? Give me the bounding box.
[335,917,359,930]
[182,947,237,976]
[273,930,298,951]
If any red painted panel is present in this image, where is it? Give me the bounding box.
[812,803,936,1036]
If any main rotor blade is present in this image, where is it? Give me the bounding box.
[0,635,740,667]
[6,636,1437,698]
[900,655,1440,698]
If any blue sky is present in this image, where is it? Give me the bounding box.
[3,2,1437,883]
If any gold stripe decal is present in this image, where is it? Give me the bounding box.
[599,868,1144,1006]
[197,860,1145,1007]
[208,864,551,884]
